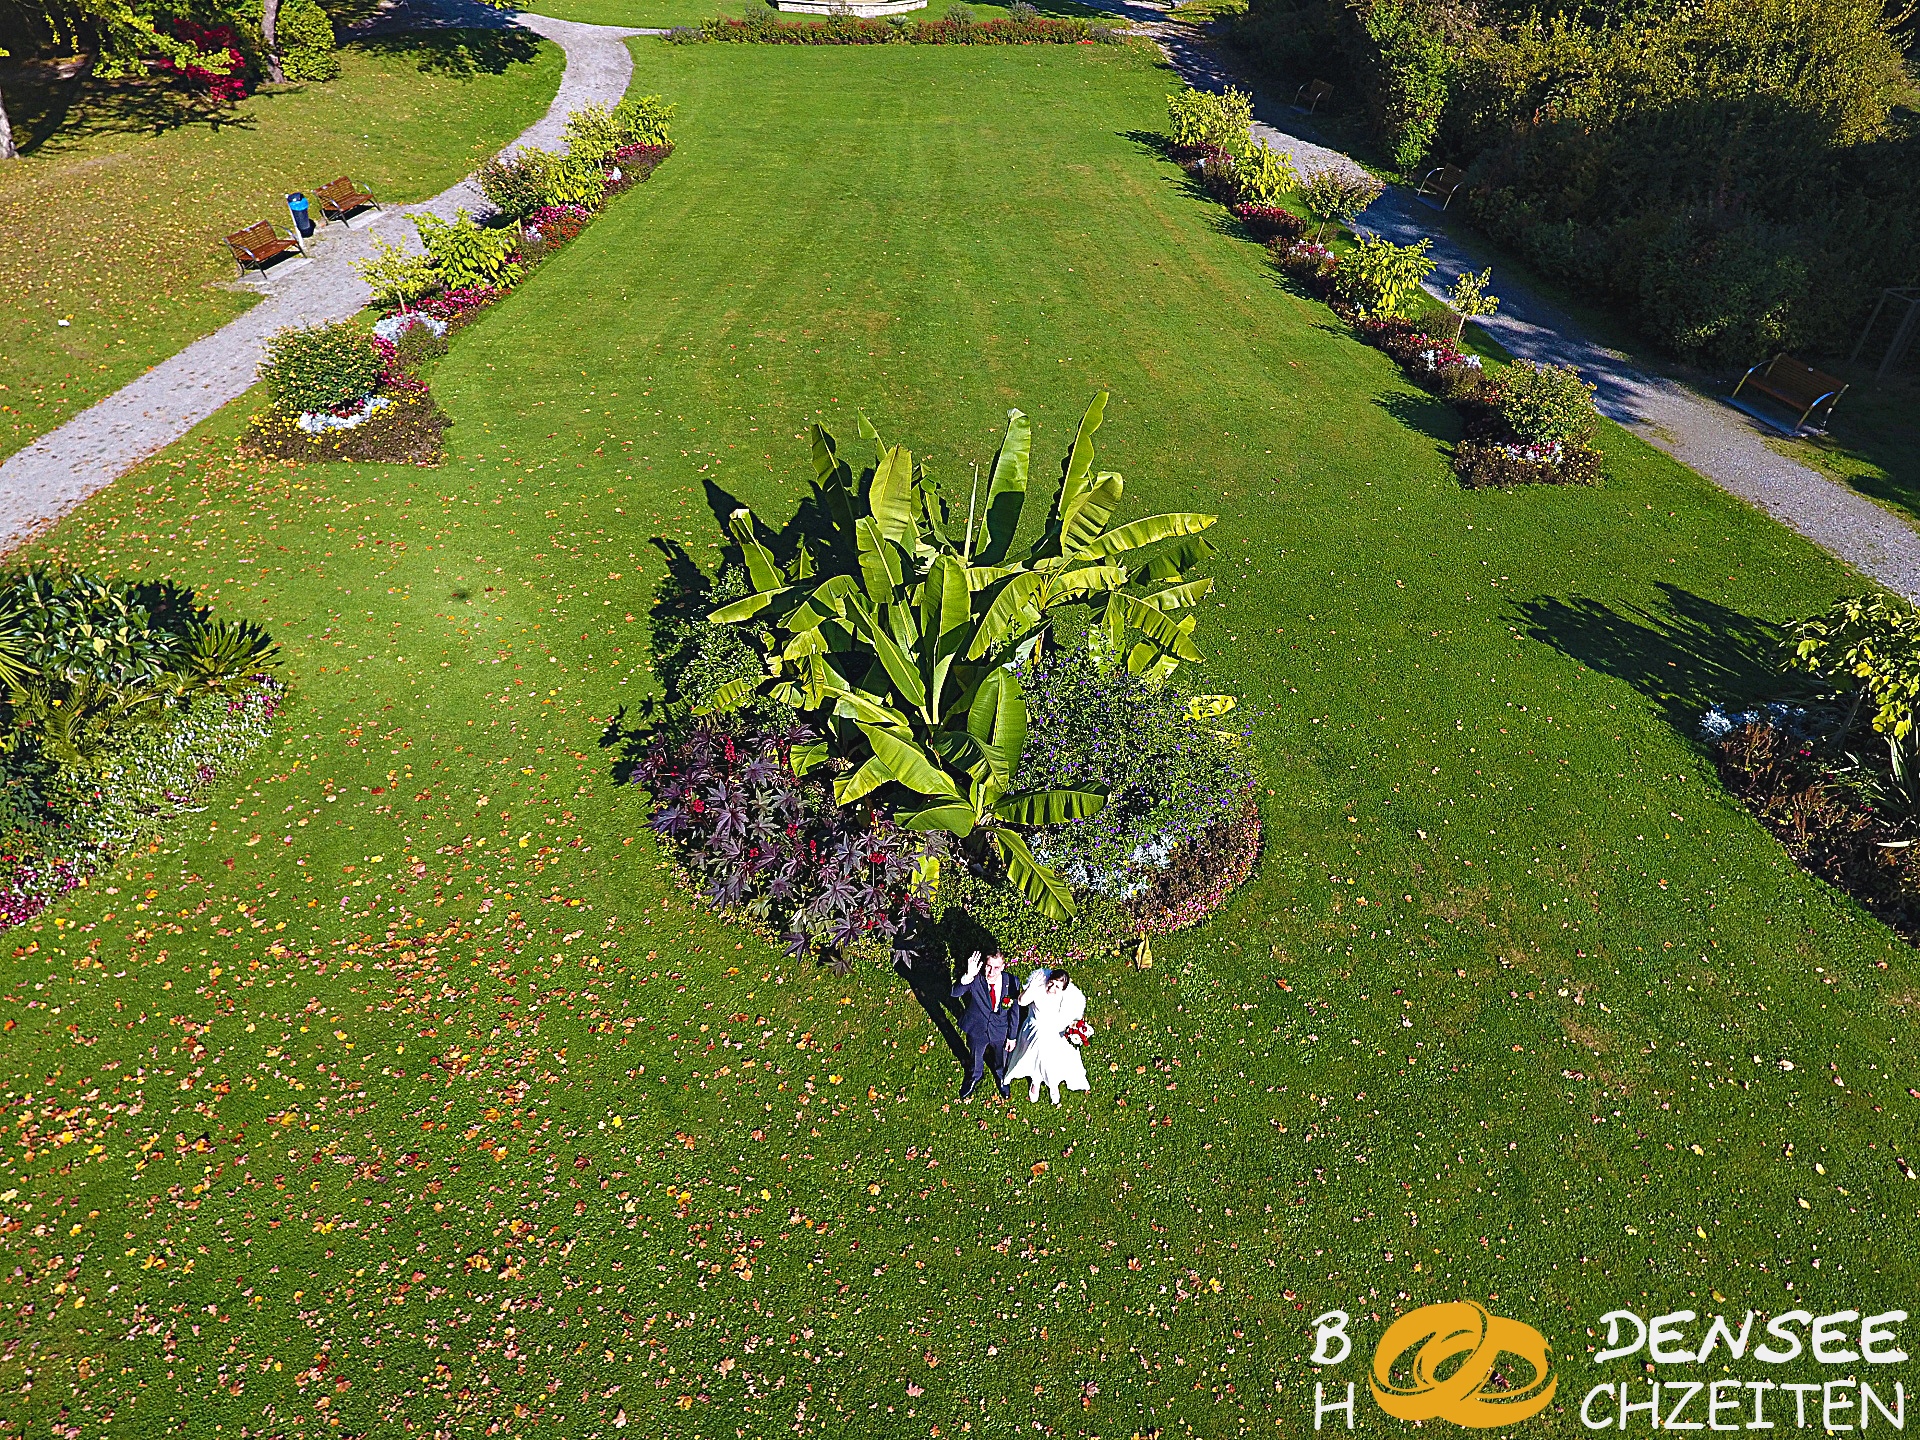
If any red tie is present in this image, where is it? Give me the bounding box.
[989,979,998,1008]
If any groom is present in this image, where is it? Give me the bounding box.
[951,950,1022,1101]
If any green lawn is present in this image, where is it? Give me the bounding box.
[519,0,1096,29]
[0,30,563,464]
[4,38,1916,1439]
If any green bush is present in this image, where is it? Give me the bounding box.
[613,94,676,148]
[1166,85,1253,156]
[479,151,554,221]
[1234,139,1299,208]
[1300,165,1383,238]
[1016,651,1255,899]
[1233,0,1918,360]
[1332,234,1435,318]
[353,237,439,311]
[1493,360,1597,446]
[412,208,523,292]
[1355,0,1452,171]
[563,103,622,166]
[274,0,338,81]
[259,320,384,414]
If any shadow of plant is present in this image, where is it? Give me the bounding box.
[1374,387,1460,445]
[5,66,258,157]
[357,28,544,78]
[1513,583,1792,736]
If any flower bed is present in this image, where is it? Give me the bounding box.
[0,569,284,933]
[1232,203,1305,242]
[1163,93,1607,492]
[1710,717,1919,943]
[633,397,1257,967]
[244,385,449,464]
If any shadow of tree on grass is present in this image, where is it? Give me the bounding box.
[356,28,543,78]
[1514,584,1791,736]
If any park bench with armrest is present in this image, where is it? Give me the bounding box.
[225,221,301,278]
[1294,80,1333,115]
[1417,164,1468,209]
[1730,354,1848,436]
[314,176,380,226]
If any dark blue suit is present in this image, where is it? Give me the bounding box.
[952,967,1023,1094]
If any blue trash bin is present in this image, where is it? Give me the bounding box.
[286,193,315,239]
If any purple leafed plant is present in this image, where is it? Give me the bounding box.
[628,724,947,969]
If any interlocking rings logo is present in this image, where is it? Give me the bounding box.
[1369,1300,1558,1428]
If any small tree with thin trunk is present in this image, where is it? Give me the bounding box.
[1300,166,1385,242]
[1444,266,1499,342]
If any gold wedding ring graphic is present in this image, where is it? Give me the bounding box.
[1369,1300,1559,1427]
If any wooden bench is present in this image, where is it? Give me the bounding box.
[1417,164,1468,209]
[224,221,301,278]
[1294,79,1333,115]
[313,176,380,226]
[1731,355,1849,435]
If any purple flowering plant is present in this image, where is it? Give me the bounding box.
[627,723,946,970]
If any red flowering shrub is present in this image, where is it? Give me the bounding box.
[1272,239,1338,296]
[525,203,593,244]
[157,21,251,103]
[417,286,503,328]
[1232,203,1305,241]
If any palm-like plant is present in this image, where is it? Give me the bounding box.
[705,393,1219,918]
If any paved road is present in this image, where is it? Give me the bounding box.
[1099,0,1920,599]
[0,0,648,554]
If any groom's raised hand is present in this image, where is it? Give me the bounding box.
[962,950,983,983]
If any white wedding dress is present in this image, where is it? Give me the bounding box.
[1005,967,1090,1104]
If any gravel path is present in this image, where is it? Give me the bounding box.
[1096,0,1920,600]
[0,0,653,554]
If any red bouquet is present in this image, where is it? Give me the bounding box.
[1065,1018,1092,1048]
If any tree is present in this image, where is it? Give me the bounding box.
[261,0,285,83]
[1444,266,1499,342]
[706,394,1221,918]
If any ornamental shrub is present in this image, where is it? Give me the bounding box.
[1332,234,1434,318]
[562,103,621,166]
[1166,86,1253,157]
[1493,360,1597,446]
[260,320,384,415]
[479,150,555,221]
[354,237,439,312]
[1301,165,1383,239]
[273,0,339,81]
[1235,139,1299,208]
[612,95,675,148]
[412,209,523,292]
[1014,651,1256,903]
[627,725,947,967]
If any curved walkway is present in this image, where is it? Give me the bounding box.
[1099,0,1920,600]
[0,0,650,554]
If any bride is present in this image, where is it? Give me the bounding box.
[1005,967,1090,1105]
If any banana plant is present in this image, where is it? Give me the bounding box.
[703,394,1220,919]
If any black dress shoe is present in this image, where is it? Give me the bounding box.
[958,1080,979,1101]
[997,1082,1012,1100]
